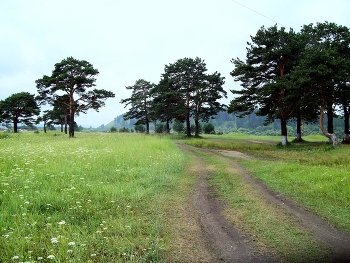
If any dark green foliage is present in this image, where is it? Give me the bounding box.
[119,127,130,133]
[296,22,350,143]
[151,74,186,133]
[109,126,117,133]
[37,110,53,133]
[172,119,185,134]
[203,123,215,134]
[154,57,226,137]
[229,22,350,146]
[120,79,154,134]
[0,92,40,133]
[121,58,225,137]
[155,123,166,133]
[229,25,304,145]
[134,124,145,133]
[36,57,115,137]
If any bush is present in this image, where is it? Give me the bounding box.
[134,124,145,133]
[119,127,130,133]
[155,123,166,133]
[203,123,215,134]
[110,126,117,133]
[172,120,185,134]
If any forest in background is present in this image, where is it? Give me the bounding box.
[94,111,345,138]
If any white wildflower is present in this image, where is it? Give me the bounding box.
[47,255,55,259]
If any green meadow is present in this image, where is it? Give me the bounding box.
[1,132,349,262]
[0,132,187,262]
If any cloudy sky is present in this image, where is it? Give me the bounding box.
[1,0,349,127]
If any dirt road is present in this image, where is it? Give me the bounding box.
[176,143,350,263]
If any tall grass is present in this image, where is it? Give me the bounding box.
[0,132,186,262]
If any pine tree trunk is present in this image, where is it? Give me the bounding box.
[145,118,150,134]
[296,112,302,142]
[195,115,200,137]
[320,106,338,147]
[186,112,191,137]
[280,117,288,146]
[282,135,288,146]
[296,133,302,141]
[166,120,170,134]
[64,115,68,134]
[13,117,18,133]
[343,105,349,143]
[327,105,334,134]
[69,110,74,138]
[327,105,334,144]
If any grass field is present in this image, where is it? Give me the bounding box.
[0,132,187,262]
[1,131,349,262]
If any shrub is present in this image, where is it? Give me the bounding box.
[203,123,215,134]
[119,127,130,133]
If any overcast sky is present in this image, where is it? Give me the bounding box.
[1,0,349,127]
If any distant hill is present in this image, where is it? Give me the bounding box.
[95,111,345,137]
[95,115,137,132]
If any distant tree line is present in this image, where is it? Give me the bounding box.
[98,110,340,137]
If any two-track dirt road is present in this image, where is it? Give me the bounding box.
[176,143,350,263]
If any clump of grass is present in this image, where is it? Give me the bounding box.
[0,132,10,139]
